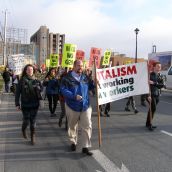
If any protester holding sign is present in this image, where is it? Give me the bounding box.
[15,64,42,145]
[60,60,93,156]
[146,62,165,131]
[2,67,12,93]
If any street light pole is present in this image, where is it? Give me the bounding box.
[134,28,139,63]
[3,9,8,66]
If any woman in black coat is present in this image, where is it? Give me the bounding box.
[15,64,42,145]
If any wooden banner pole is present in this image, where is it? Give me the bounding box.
[93,58,102,147]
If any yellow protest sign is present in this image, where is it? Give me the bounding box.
[102,50,111,66]
[62,44,77,68]
[46,59,50,68]
[50,54,58,67]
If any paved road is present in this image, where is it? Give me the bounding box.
[0,91,172,172]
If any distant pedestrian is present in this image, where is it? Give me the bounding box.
[60,60,93,156]
[146,62,165,131]
[2,67,11,93]
[99,103,111,117]
[15,64,42,145]
[43,68,59,117]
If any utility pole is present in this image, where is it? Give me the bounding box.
[3,9,7,66]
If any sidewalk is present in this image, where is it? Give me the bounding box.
[161,88,172,93]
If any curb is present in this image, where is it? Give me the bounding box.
[161,88,172,93]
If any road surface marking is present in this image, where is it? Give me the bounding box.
[161,130,172,136]
[92,149,129,172]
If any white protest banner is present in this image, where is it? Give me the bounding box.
[97,62,149,105]
[8,54,25,75]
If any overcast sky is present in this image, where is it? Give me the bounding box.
[0,0,172,59]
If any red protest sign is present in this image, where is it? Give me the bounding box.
[89,47,102,68]
[76,50,85,61]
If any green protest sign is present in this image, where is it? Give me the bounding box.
[50,54,58,67]
[102,50,111,66]
[62,44,77,68]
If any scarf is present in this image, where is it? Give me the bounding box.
[48,74,56,80]
[23,75,36,96]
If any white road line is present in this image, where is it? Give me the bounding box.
[92,149,129,172]
[161,130,172,136]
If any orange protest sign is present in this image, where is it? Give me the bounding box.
[89,47,102,68]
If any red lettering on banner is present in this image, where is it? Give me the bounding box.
[121,67,127,76]
[112,69,117,77]
[97,64,137,81]
[105,70,112,79]
[127,65,137,75]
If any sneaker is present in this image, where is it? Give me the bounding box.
[82,148,93,156]
[71,144,76,151]
[134,109,139,114]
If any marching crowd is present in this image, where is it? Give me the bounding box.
[1,60,165,156]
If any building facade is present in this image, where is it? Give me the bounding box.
[110,53,145,66]
[30,25,65,67]
[0,41,36,66]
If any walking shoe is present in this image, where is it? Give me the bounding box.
[146,124,156,129]
[58,118,63,127]
[71,144,76,151]
[22,129,28,139]
[31,131,36,145]
[125,107,130,111]
[82,148,93,156]
[134,109,139,114]
[105,113,110,117]
[148,125,154,131]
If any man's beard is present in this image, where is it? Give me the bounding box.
[76,69,82,74]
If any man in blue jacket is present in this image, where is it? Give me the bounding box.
[60,60,93,156]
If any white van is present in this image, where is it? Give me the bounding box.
[165,66,172,89]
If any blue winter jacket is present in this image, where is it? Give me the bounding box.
[43,78,59,95]
[60,71,92,112]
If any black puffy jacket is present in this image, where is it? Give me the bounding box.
[15,76,42,109]
[150,72,164,96]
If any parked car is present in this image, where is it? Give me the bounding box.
[165,66,172,89]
